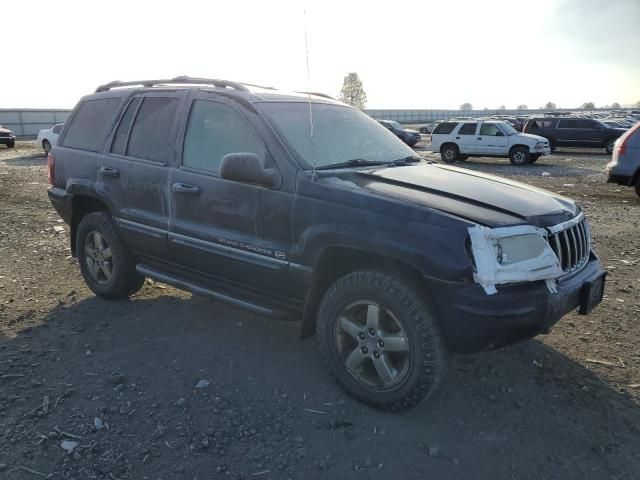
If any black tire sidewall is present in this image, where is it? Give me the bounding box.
[76,211,142,299]
[440,144,458,163]
[317,270,449,411]
[510,146,530,165]
[43,140,51,153]
[606,139,615,155]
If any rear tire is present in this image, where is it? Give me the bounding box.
[635,179,640,199]
[76,211,145,299]
[605,139,615,155]
[42,140,51,154]
[440,144,459,163]
[510,146,530,166]
[317,269,450,412]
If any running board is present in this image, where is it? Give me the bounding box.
[136,263,299,319]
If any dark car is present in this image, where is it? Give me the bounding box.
[523,117,626,154]
[378,120,421,147]
[47,76,605,411]
[0,124,16,148]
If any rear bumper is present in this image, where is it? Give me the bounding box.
[427,255,605,354]
[47,186,73,225]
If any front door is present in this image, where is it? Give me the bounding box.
[476,122,509,155]
[168,96,292,297]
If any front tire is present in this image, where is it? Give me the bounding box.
[42,140,51,154]
[6,140,15,148]
[440,144,459,163]
[605,139,615,155]
[76,211,144,299]
[317,270,450,412]
[510,146,530,165]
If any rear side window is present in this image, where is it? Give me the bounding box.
[432,122,457,135]
[557,119,579,129]
[61,98,121,152]
[458,123,477,135]
[530,119,553,128]
[111,97,142,155]
[182,100,267,173]
[127,97,178,162]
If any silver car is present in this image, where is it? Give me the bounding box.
[606,122,640,198]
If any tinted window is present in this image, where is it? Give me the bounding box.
[183,100,267,173]
[557,119,579,129]
[52,124,62,134]
[458,123,477,135]
[62,98,121,152]
[480,123,501,136]
[127,97,178,162]
[577,119,598,129]
[432,122,457,134]
[111,97,141,155]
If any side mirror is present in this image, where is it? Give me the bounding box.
[220,153,278,188]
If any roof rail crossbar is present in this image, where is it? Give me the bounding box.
[95,76,250,93]
[294,91,336,100]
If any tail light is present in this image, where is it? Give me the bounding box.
[47,152,55,185]
[617,122,640,156]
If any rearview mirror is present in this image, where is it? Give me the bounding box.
[220,153,278,188]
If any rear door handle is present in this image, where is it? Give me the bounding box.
[99,166,119,178]
[455,136,460,140]
[477,137,483,140]
[172,183,200,195]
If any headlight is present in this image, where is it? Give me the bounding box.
[535,142,546,149]
[468,225,563,295]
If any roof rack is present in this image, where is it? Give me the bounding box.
[95,76,250,93]
[295,91,336,100]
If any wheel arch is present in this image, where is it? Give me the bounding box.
[509,143,531,155]
[440,142,459,153]
[70,195,112,256]
[300,246,436,339]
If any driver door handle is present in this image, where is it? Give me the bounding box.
[99,166,119,178]
[172,183,200,195]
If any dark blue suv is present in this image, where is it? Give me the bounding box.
[47,77,605,411]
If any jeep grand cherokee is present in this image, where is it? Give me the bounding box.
[47,77,606,411]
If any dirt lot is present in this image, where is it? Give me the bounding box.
[1,141,639,479]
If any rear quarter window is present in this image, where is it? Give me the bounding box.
[432,122,457,135]
[61,98,122,152]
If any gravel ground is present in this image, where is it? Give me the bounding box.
[0,141,639,480]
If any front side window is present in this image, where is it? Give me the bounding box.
[61,98,122,152]
[182,100,267,173]
[259,102,414,169]
[127,97,178,162]
[480,123,502,136]
[458,123,477,135]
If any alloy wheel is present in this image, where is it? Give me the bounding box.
[84,231,113,284]
[334,300,410,390]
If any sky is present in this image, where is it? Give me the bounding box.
[1,0,638,110]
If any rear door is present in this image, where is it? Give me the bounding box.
[455,122,478,153]
[579,119,607,147]
[476,122,509,155]
[100,91,185,260]
[168,93,293,297]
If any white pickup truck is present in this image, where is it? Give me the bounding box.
[430,120,550,165]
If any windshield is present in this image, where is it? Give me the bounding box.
[497,121,518,136]
[259,102,415,169]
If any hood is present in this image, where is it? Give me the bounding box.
[0,127,13,134]
[325,163,578,228]
[515,132,547,142]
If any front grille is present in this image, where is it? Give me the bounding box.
[547,216,591,275]
[0,132,10,137]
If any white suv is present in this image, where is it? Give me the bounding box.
[430,120,550,165]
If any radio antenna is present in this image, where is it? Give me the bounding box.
[303,9,318,177]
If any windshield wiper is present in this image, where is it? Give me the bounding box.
[388,155,422,166]
[315,159,384,170]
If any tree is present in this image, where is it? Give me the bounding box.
[498,105,506,110]
[581,102,596,109]
[338,73,367,109]
[611,102,621,109]
[517,104,528,110]
[544,102,557,110]
[459,102,473,111]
